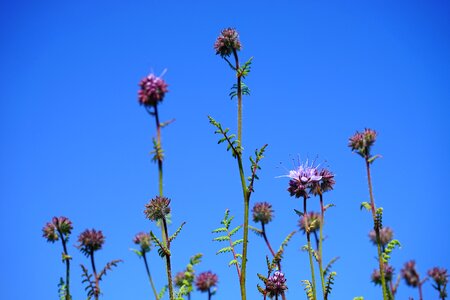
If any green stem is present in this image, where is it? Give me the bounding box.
[233,49,242,145]
[153,104,163,197]
[162,217,174,300]
[318,193,326,299]
[365,159,388,300]
[143,252,159,300]
[304,196,317,300]
[56,227,71,300]
[90,251,100,300]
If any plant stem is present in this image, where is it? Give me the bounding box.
[303,196,317,300]
[153,104,163,197]
[418,282,423,300]
[143,252,159,300]
[365,159,388,300]
[208,288,212,300]
[90,251,100,300]
[162,217,174,300]
[318,193,326,299]
[233,49,242,145]
[57,229,71,300]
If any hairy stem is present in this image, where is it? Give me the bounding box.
[304,196,317,300]
[90,251,99,300]
[318,193,326,299]
[143,252,159,300]
[153,104,163,197]
[162,217,174,300]
[365,159,388,300]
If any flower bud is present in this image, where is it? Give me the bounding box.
[144,196,171,221]
[214,28,242,57]
[138,74,168,106]
[195,271,218,292]
[252,202,274,225]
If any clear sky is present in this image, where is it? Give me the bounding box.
[1,0,449,299]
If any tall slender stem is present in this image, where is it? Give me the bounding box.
[233,49,242,145]
[143,252,159,300]
[57,229,71,300]
[365,160,388,300]
[208,288,212,300]
[304,196,317,300]
[153,104,163,197]
[418,282,424,300]
[90,251,99,300]
[162,217,174,300]
[318,193,326,299]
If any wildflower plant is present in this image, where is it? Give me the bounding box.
[173,253,203,300]
[428,267,448,299]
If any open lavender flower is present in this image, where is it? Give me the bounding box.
[252,202,274,225]
[144,196,171,221]
[285,161,322,198]
[214,28,241,57]
[138,73,168,106]
[369,227,394,247]
[371,264,394,285]
[265,271,288,298]
[195,271,218,292]
[401,260,420,287]
[133,232,151,253]
[77,229,105,255]
[298,212,321,234]
[42,216,73,242]
[348,128,377,158]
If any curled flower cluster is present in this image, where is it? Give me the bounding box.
[428,267,448,286]
[42,216,73,243]
[371,264,394,285]
[401,260,420,287]
[298,212,321,234]
[214,28,242,57]
[77,229,105,255]
[174,271,187,288]
[195,271,218,292]
[265,271,287,298]
[369,227,394,247]
[133,232,151,253]
[348,128,377,158]
[138,74,169,106]
[252,202,274,225]
[144,196,171,221]
[286,162,335,198]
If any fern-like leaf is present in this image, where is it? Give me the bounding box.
[360,201,371,211]
[323,256,340,277]
[80,264,98,299]
[98,259,122,281]
[158,286,167,300]
[301,279,315,300]
[273,231,296,265]
[208,116,242,158]
[150,138,164,162]
[324,271,337,299]
[150,231,170,257]
[169,222,186,242]
[382,239,401,263]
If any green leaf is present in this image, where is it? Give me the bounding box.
[213,236,230,242]
[232,239,244,246]
[228,259,238,267]
[129,248,143,257]
[382,239,401,263]
[325,271,337,299]
[360,202,372,211]
[229,225,242,236]
[368,154,382,164]
[323,256,340,277]
[301,280,315,300]
[294,209,304,217]
[216,246,233,254]
[169,221,186,242]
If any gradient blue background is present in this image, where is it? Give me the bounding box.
[1,0,449,299]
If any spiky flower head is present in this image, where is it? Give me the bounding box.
[265,271,288,298]
[371,264,394,285]
[195,271,218,292]
[286,161,322,199]
[214,28,242,57]
[310,167,336,196]
[299,212,321,234]
[133,232,151,253]
[252,202,274,225]
[144,196,171,221]
[42,216,73,243]
[138,73,168,107]
[348,128,377,158]
[77,229,105,256]
[369,227,394,247]
[401,260,420,287]
[428,267,448,286]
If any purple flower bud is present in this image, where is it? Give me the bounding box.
[252,202,274,225]
[310,168,336,196]
[174,271,187,288]
[214,28,242,57]
[144,196,171,221]
[77,229,105,255]
[401,260,420,287]
[42,216,73,243]
[138,74,168,106]
[299,212,321,234]
[133,232,151,252]
[195,271,218,292]
[42,222,59,242]
[428,267,448,286]
[371,264,394,285]
[266,271,288,297]
[348,128,377,158]
[369,227,394,247]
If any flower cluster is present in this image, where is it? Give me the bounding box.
[214,28,241,57]
[133,232,151,253]
[174,271,187,288]
[348,128,377,158]
[144,196,171,221]
[265,271,287,298]
[298,211,321,234]
[138,74,169,106]
[371,264,394,285]
[286,162,335,198]
[252,202,274,225]
[428,267,448,286]
[401,260,420,287]
[42,216,73,243]
[195,271,218,292]
[369,227,394,247]
[77,229,105,255]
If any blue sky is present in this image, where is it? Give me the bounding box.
[1,0,449,299]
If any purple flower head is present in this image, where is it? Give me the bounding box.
[369,227,394,247]
[298,212,321,234]
[428,267,448,286]
[371,264,394,285]
[401,260,420,287]
[252,202,274,225]
[144,196,171,222]
[266,271,288,298]
[214,28,242,58]
[138,73,168,107]
[77,229,105,256]
[348,128,377,158]
[195,271,218,292]
[174,271,187,288]
[310,167,336,196]
[285,161,322,199]
[42,216,73,243]
[133,232,151,253]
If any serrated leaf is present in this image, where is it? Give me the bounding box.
[216,246,233,254]
[213,236,230,242]
[169,221,186,242]
[229,225,242,236]
[212,227,227,233]
[232,239,244,246]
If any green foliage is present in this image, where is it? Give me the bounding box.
[353,297,364,300]
[375,207,383,230]
[273,231,296,266]
[169,222,186,242]
[151,138,164,162]
[301,279,315,300]
[382,239,401,263]
[230,82,250,99]
[158,286,167,300]
[57,277,71,300]
[247,144,268,192]
[324,203,336,211]
[98,259,122,281]
[129,248,143,258]
[368,154,381,164]
[294,209,304,217]
[150,231,170,257]
[208,116,242,158]
[80,264,98,299]
[324,271,337,299]
[302,244,319,263]
[237,57,253,79]
[360,202,371,211]
[249,225,263,236]
[323,257,340,277]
